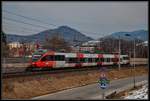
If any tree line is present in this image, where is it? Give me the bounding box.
[1,31,148,58]
[99,38,148,58]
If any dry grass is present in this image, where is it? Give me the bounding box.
[2,66,148,99]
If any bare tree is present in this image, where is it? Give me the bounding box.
[98,37,148,58]
[43,33,72,52]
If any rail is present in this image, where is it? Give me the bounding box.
[2,65,143,79]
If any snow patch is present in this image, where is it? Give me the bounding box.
[124,83,148,99]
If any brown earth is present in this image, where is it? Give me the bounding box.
[2,66,148,99]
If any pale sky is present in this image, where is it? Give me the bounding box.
[2,1,148,39]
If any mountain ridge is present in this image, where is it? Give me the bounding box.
[5,26,148,44]
[6,26,93,44]
[103,29,148,41]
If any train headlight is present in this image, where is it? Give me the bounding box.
[32,62,36,65]
[31,62,37,67]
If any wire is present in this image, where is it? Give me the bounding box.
[3,27,37,34]
[3,10,57,27]
[3,10,99,38]
[3,17,50,29]
[3,21,44,32]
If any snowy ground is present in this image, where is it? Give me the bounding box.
[124,83,148,99]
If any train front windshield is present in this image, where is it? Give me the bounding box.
[31,49,48,62]
[32,54,42,62]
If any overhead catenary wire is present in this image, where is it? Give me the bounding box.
[3,10,57,27]
[3,10,101,38]
[3,16,100,40]
[3,27,39,34]
[3,21,45,33]
[3,17,50,29]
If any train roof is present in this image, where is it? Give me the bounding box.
[44,51,128,56]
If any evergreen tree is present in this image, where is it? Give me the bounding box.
[1,31,9,57]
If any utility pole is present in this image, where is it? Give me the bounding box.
[102,89,105,99]
[118,35,121,71]
[133,39,136,88]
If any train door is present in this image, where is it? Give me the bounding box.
[55,54,65,68]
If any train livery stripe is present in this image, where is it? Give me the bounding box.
[77,53,84,58]
[97,54,103,66]
[98,54,103,58]
[76,53,84,67]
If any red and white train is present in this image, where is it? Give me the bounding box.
[29,50,130,70]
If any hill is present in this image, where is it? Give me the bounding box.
[6,26,93,44]
[103,30,148,41]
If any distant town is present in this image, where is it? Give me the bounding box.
[1,26,148,58]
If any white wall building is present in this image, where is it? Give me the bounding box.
[82,40,100,46]
[8,42,22,49]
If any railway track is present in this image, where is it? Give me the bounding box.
[2,66,101,79]
[2,64,146,79]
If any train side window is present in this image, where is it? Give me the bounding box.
[74,58,78,63]
[66,58,77,63]
[92,58,94,62]
[120,58,123,62]
[104,58,110,62]
[95,58,99,62]
[110,58,112,62]
[55,55,65,61]
[104,58,107,62]
[85,58,88,62]
[100,58,104,62]
[66,58,71,63]
[107,58,110,62]
[88,58,92,63]
[47,55,54,61]
[123,57,129,60]
[93,58,95,62]
[60,55,65,61]
[54,55,58,61]
[80,58,85,63]
[106,58,108,62]
[68,58,72,63]
[97,58,99,62]
[105,58,108,62]
[109,58,111,62]
[90,58,92,62]
[67,58,72,63]
[65,58,69,62]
